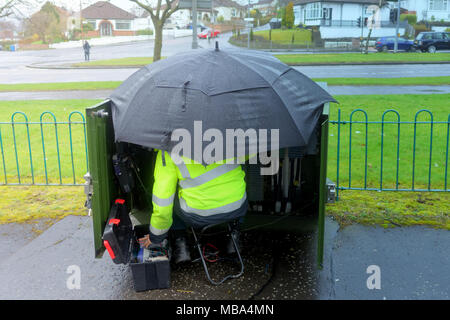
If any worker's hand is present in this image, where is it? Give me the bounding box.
[138,234,151,248]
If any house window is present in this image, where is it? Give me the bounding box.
[116,20,131,30]
[232,9,236,17]
[87,20,96,30]
[429,0,448,11]
[305,2,322,19]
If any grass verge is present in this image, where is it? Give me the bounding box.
[315,76,450,86]
[69,53,450,68]
[1,77,449,92]
[0,82,122,92]
[276,52,450,65]
[72,57,155,67]
[0,96,448,228]
[0,186,86,224]
[327,190,449,229]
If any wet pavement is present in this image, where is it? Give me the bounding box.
[0,215,335,300]
[331,224,450,299]
[0,215,448,300]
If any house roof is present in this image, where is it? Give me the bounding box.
[148,0,246,12]
[81,1,136,20]
[293,0,385,5]
[213,0,247,10]
[253,0,275,5]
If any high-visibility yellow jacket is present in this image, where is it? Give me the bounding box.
[149,150,247,241]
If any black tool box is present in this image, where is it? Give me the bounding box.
[102,199,170,292]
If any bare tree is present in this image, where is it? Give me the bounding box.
[130,0,179,62]
[0,0,40,18]
[364,0,387,54]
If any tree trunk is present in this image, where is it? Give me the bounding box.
[364,28,372,54]
[153,23,163,62]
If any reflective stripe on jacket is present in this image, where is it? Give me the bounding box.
[150,150,246,242]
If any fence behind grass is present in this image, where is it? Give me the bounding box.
[330,109,450,200]
[0,111,88,186]
[0,109,449,199]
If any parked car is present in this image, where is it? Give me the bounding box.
[413,32,450,53]
[186,23,207,32]
[197,28,220,39]
[269,18,281,29]
[375,37,414,52]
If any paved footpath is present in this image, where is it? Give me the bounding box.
[0,215,448,300]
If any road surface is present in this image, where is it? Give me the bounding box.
[0,34,449,84]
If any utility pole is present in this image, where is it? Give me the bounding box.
[192,0,198,49]
[360,5,364,53]
[247,0,250,49]
[80,0,83,40]
[394,0,400,53]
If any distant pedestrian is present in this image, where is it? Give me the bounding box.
[83,40,91,61]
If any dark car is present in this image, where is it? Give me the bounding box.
[413,32,450,53]
[186,23,207,32]
[269,18,281,29]
[375,37,414,52]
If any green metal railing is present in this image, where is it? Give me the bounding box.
[0,111,88,186]
[1,109,449,199]
[331,109,450,200]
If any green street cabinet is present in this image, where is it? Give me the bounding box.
[85,90,334,269]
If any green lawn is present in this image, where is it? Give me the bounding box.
[0,100,101,186]
[69,53,450,68]
[277,52,450,65]
[328,94,450,191]
[0,77,448,93]
[0,82,122,92]
[0,95,448,189]
[315,76,450,86]
[253,29,312,44]
[72,57,155,67]
[0,96,449,227]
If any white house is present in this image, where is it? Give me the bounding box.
[293,0,407,39]
[251,0,277,15]
[399,0,450,22]
[214,0,248,21]
[133,0,246,29]
[77,1,137,37]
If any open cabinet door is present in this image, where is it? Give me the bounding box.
[317,102,330,269]
[86,100,118,258]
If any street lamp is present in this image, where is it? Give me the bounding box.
[192,0,198,49]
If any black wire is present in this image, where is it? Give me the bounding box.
[249,236,280,300]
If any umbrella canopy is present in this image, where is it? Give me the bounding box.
[111,47,336,162]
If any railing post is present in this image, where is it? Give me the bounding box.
[11,112,34,185]
[336,109,341,201]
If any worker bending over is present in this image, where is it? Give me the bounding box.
[139,150,248,263]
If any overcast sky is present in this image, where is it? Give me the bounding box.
[25,0,140,15]
[54,0,136,12]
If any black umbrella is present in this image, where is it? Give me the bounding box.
[110,46,336,162]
